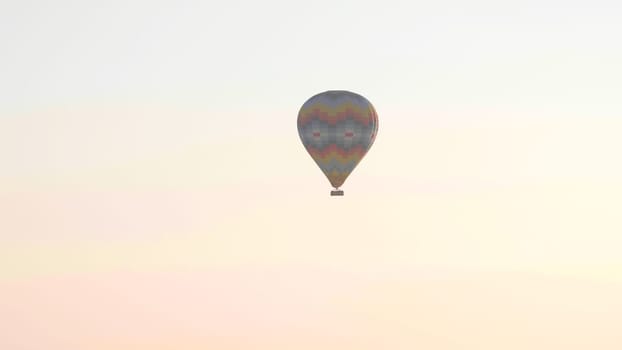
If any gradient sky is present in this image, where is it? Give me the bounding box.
[2,1,622,349]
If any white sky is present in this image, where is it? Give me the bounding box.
[2,0,621,112]
[2,0,622,184]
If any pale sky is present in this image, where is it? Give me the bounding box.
[2,1,622,349]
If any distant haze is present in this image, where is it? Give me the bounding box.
[1,1,621,349]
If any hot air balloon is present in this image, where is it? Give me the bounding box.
[297,90,378,196]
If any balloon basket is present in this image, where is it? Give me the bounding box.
[330,190,344,196]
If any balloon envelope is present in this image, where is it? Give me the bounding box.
[297,90,378,191]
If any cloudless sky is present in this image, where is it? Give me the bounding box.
[2,1,622,349]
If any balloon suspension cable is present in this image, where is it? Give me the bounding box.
[330,188,344,196]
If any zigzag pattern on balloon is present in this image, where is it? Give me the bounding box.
[324,170,350,188]
[298,119,376,150]
[314,155,360,171]
[297,90,378,189]
[306,144,367,159]
[298,103,376,126]
[302,137,369,188]
[315,161,359,174]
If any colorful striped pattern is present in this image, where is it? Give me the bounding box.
[297,90,378,189]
